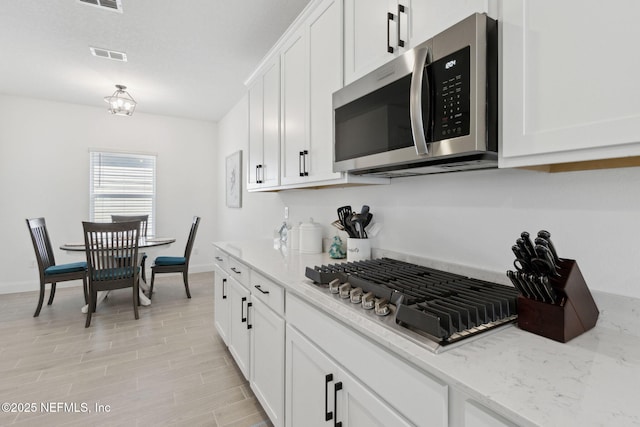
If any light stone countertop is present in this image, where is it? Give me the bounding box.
[213,239,640,427]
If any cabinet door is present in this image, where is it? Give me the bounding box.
[343,0,391,84]
[280,29,309,185]
[250,298,285,427]
[308,0,343,182]
[286,325,412,427]
[337,368,413,427]
[409,0,489,48]
[286,325,338,427]
[344,0,491,84]
[248,79,264,190]
[262,59,281,188]
[228,278,251,378]
[213,265,230,344]
[500,0,640,167]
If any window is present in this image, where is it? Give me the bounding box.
[89,151,156,235]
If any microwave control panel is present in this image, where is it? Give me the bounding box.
[430,46,470,142]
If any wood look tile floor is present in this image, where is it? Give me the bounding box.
[0,272,273,427]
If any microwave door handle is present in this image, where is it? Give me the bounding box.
[410,46,430,155]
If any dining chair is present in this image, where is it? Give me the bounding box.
[82,220,141,327]
[149,216,200,300]
[26,217,88,317]
[111,214,149,284]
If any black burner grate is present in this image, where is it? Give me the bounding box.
[305,258,519,345]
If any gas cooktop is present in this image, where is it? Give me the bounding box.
[305,258,519,352]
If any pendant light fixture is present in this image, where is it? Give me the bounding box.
[104,84,137,116]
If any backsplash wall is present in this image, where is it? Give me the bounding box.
[217,95,640,299]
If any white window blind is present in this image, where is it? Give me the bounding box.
[89,151,156,235]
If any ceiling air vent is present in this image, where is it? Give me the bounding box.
[90,47,128,62]
[78,0,123,13]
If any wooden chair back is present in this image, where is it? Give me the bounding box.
[183,216,201,263]
[26,217,56,275]
[83,221,140,285]
[111,214,149,237]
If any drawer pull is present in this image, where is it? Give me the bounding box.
[222,278,227,299]
[230,267,241,274]
[215,256,223,262]
[325,374,333,421]
[254,284,270,294]
[241,297,247,323]
[334,381,343,427]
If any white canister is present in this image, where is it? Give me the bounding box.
[347,238,371,261]
[289,222,301,251]
[299,218,323,254]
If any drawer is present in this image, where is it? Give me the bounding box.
[250,270,284,315]
[227,256,250,287]
[287,294,448,427]
[213,248,229,272]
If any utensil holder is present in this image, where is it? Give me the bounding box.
[517,259,599,343]
[347,238,371,261]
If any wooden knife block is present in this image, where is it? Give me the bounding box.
[517,259,599,343]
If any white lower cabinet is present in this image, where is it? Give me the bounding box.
[250,298,285,427]
[286,293,448,427]
[286,325,412,427]
[213,265,230,342]
[214,255,286,427]
[228,277,251,378]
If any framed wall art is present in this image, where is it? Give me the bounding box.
[226,150,242,208]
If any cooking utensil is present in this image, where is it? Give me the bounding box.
[337,206,354,237]
[331,220,345,231]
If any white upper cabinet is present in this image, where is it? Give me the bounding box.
[248,58,280,190]
[344,0,491,85]
[281,0,343,185]
[500,0,640,167]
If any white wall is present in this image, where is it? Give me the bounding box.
[216,96,640,299]
[0,94,217,294]
[216,95,285,241]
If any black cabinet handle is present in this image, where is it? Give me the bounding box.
[302,150,309,176]
[230,267,241,274]
[247,302,252,330]
[215,256,223,262]
[241,296,247,323]
[387,12,394,53]
[325,374,333,421]
[254,284,270,294]
[299,151,305,177]
[334,381,343,427]
[222,278,227,299]
[397,4,406,48]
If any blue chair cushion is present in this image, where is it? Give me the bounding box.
[44,261,87,276]
[92,266,140,281]
[155,256,186,266]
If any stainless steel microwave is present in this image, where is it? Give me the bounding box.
[333,13,498,177]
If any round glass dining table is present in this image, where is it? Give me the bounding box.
[60,237,176,310]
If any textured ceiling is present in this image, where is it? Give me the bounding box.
[0,0,311,121]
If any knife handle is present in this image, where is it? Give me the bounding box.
[534,245,561,277]
[537,230,561,262]
[520,232,536,259]
[516,238,533,261]
[507,270,529,298]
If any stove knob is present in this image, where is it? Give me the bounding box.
[374,298,390,316]
[339,282,352,299]
[349,287,363,304]
[361,292,375,310]
[328,278,341,294]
